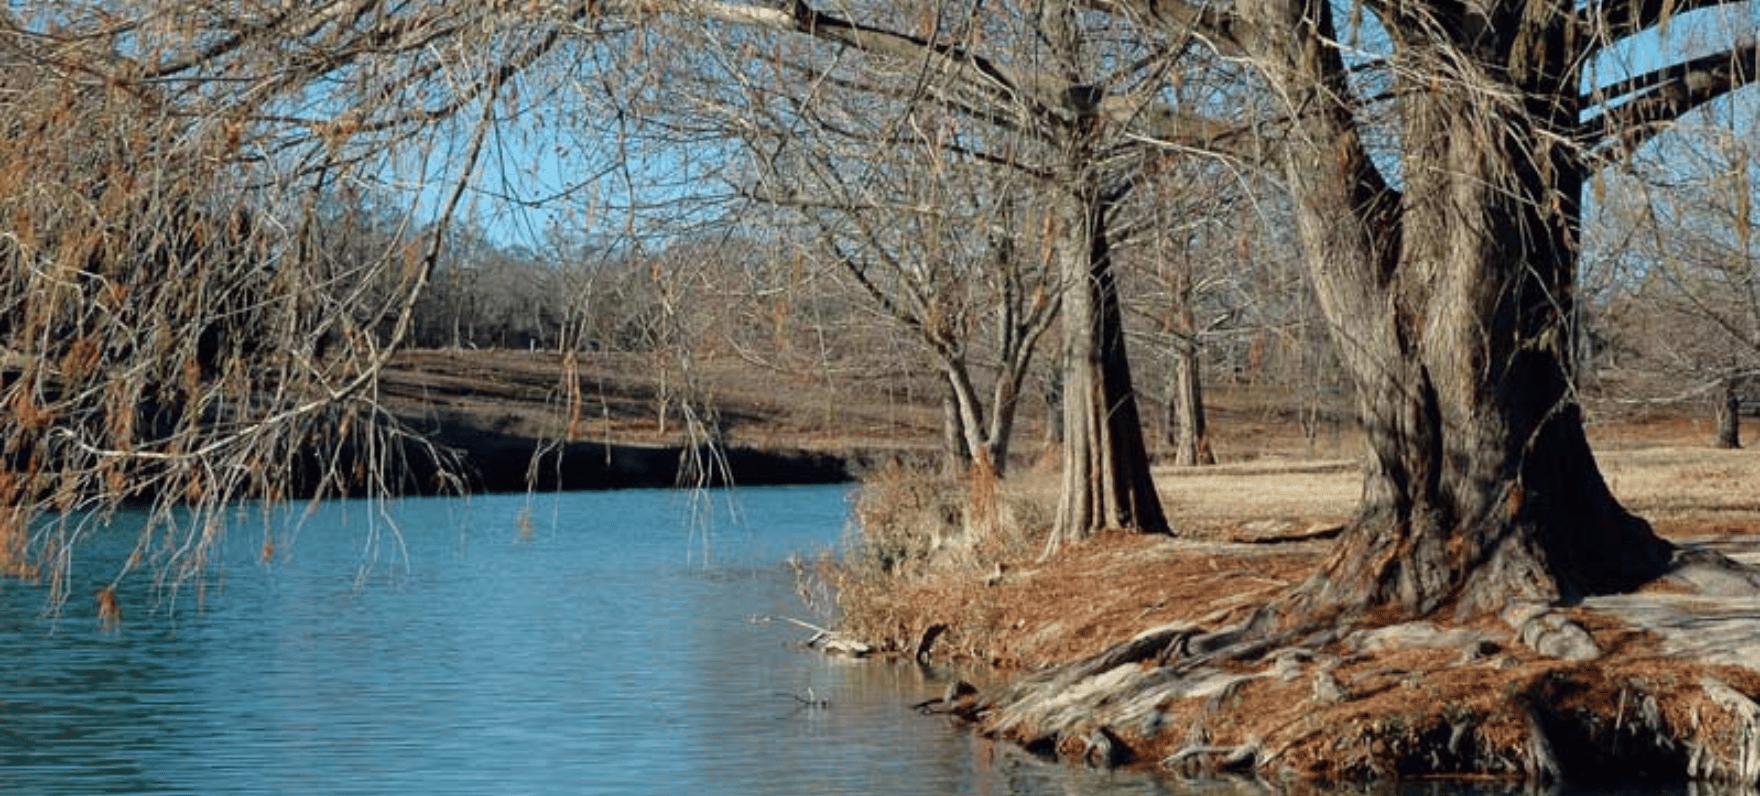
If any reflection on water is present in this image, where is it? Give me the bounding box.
[3,487,1751,796]
[0,487,1178,795]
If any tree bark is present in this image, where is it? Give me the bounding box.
[1166,269,1213,466]
[1715,376,1742,449]
[1042,366,1064,448]
[1166,341,1213,466]
[1242,0,1675,619]
[1048,181,1170,551]
[942,388,972,476]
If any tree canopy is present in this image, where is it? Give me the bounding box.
[3,0,1759,625]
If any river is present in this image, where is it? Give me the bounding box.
[2,486,1725,796]
[1,485,1206,795]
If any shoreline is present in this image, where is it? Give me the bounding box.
[828,449,1760,785]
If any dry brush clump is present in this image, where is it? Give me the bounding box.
[829,458,1057,659]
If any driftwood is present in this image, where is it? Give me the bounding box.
[754,614,873,657]
[913,679,982,721]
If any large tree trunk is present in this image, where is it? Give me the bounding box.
[1247,0,1674,620]
[1048,183,1170,551]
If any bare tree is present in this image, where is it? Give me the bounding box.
[759,152,1060,477]
[1073,0,1760,624]
[604,1,1223,543]
[0,1,600,606]
[1591,126,1760,449]
[1111,164,1266,466]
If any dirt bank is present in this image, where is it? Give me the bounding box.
[359,349,937,492]
[830,423,1760,785]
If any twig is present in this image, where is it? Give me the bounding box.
[752,614,832,635]
[776,688,829,708]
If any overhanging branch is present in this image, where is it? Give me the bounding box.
[1575,0,1753,58]
[658,0,1068,127]
[1582,41,1760,165]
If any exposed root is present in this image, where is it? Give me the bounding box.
[1523,700,1561,783]
[1165,739,1262,773]
[1692,678,1760,782]
[1503,601,1599,662]
[1667,546,1760,598]
[979,603,1760,784]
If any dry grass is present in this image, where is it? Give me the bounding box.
[1154,460,1359,539]
[1146,413,1760,541]
[1599,446,1760,531]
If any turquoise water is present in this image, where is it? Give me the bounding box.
[0,486,1185,795]
[3,487,1718,796]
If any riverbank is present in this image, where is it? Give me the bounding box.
[369,349,940,492]
[828,419,1760,784]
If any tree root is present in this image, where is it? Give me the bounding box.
[1164,739,1261,773]
[1691,678,1760,782]
[979,603,1760,784]
[1503,601,1599,661]
[1667,547,1760,598]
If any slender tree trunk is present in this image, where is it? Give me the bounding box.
[1715,376,1742,449]
[1048,182,1170,551]
[1041,364,1064,449]
[985,365,1025,473]
[1166,343,1213,466]
[1165,268,1212,466]
[942,388,972,476]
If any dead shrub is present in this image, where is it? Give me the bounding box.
[826,457,1060,659]
[847,459,973,578]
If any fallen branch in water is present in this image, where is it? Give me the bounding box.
[776,688,829,709]
[752,614,873,657]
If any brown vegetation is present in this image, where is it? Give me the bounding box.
[827,407,1760,783]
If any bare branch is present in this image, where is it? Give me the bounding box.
[1075,0,1252,57]
[1583,41,1760,165]
[1575,0,1753,56]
